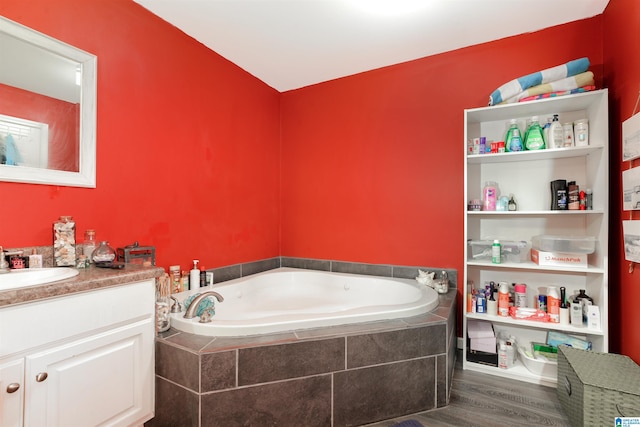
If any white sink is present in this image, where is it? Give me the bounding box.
[0,268,79,290]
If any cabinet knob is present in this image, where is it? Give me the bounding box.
[35,372,48,383]
[6,383,20,393]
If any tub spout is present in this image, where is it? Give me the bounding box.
[183,291,224,319]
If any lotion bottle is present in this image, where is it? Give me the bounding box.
[548,114,563,149]
[190,260,200,291]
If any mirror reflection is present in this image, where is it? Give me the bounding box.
[0,16,96,187]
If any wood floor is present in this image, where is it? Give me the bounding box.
[363,353,572,427]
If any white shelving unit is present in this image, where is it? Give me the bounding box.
[462,89,609,387]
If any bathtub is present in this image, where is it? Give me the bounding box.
[169,267,439,336]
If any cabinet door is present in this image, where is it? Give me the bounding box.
[24,319,154,427]
[0,358,25,427]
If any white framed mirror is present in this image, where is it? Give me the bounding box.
[0,16,96,187]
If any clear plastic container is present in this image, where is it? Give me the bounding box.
[531,235,596,254]
[467,240,530,263]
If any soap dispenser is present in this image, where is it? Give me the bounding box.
[190,260,200,291]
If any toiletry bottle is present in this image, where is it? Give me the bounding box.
[568,181,580,210]
[487,282,497,316]
[492,240,501,264]
[547,286,560,323]
[200,265,207,288]
[190,260,200,290]
[562,122,575,147]
[559,286,570,325]
[586,189,593,210]
[574,289,594,323]
[549,114,563,149]
[550,179,568,210]
[543,117,553,146]
[483,181,498,211]
[574,119,589,146]
[181,271,189,292]
[508,194,517,211]
[498,343,508,369]
[524,116,546,150]
[169,265,181,294]
[504,119,523,152]
[514,284,527,307]
[570,297,583,325]
[498,281,510,316]
[29,249,43,268]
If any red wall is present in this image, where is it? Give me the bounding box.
[0,0,281,270]
[0,83,79,171]
[603,0,640,361]
[280,18,603,305]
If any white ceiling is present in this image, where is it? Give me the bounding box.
[134,0,609,92]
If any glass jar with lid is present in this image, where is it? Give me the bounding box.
[83,229,97,262]
[53,216,76,266]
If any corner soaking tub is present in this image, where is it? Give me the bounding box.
[169,267,439,336]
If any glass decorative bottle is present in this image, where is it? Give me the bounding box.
[53,216,76,266]
[92,241,116,265]
[83,229,97,263]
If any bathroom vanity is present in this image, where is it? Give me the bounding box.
[0,264,163,427]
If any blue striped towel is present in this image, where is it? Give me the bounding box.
[489,57,590,106]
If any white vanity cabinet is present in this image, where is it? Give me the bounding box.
[0,279,155,427]
[462,89,609,386]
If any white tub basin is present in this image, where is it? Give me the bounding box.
[0,268,79,290]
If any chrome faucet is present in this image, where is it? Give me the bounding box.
[183,291,224,319]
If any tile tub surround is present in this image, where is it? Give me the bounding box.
[206,256,457,290]
[148,288,457,427]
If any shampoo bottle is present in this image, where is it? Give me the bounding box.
[190,260,200,290]
[524,116,546,150]
[551,179,568,210]
[483,181,498,211]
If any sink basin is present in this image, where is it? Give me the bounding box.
[0,268,79,290]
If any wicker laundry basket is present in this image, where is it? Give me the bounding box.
[557,345,640,426]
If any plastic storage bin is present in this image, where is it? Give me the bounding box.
[531,235,596,254]
[467,240,530,263]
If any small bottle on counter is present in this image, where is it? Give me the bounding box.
[83,229,97,263]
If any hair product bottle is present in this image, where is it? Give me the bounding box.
[547,286,560,323]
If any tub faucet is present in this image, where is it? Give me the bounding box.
[183,291,224,319]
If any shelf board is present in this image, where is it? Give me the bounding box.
[467,209,605,216]
[467,145,603,164]
[463,358,557,387]
[466,260,605,274]
[466,312,604,336]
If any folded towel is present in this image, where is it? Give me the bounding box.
[500,71,594,104]
[518,85,596,103]
[488,57,590,106]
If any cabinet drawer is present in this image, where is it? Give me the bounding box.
[0,280,154,358]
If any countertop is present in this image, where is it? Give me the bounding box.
[0,264,165,308]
